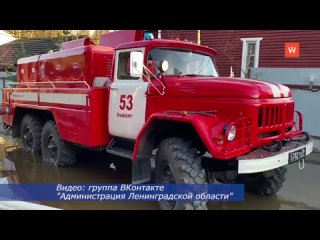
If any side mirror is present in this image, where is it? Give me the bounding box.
[130,51,143,78]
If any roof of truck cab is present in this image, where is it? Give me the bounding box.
[115,39,217,55]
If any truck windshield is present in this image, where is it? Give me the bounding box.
[147,48,218,77]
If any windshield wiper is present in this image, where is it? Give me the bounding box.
[179,74,198,77]
[178,74,216,77]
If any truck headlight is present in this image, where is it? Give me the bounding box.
[5,106,10,114]
[227,125,236,141]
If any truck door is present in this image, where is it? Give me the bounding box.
[108,48,148,140]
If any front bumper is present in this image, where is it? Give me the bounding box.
[237,136,313,174]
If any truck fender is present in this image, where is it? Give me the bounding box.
[131,112,230,183]
[133,112,229,160]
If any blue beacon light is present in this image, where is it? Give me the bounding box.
[144,32,154,40]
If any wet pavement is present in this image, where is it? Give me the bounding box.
[0,131,319,210]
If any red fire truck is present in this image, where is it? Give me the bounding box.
[1,30,313,209]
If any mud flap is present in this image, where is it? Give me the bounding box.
[132,156,151,184]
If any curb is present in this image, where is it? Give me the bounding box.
[0,201,61,210]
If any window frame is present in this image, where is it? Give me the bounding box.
[114,47,145,81]
[146,47,219,77]
[240,37,263,78]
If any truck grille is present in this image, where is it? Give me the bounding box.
[258,103,294,128]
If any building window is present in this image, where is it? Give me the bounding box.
[241,37,263,78]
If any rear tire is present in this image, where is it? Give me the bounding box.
[20,114,42,154]
[41,121,76,167]
[155,138,207,210]
[238,166,287,196]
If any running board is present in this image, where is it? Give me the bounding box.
[106,138,134,159]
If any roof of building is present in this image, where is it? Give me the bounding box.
[0,39,58,70]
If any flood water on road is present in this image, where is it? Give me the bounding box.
[0,133,319,210]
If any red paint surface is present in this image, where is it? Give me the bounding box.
[100,30,144,48]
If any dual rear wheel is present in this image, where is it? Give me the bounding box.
[20,114,76,167]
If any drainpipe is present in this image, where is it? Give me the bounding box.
[197,30,201,45]
[158,30,162,39]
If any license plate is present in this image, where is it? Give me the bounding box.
[288,148,306,164]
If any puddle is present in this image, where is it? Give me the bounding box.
[0,133,319,210]
[0,136,159,209]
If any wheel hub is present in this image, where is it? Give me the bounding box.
[47,134,58,163]
[23,127,33,148]
[160,163,176,209]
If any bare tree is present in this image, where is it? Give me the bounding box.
[5,30,111,42]
[214,30,257,78]
[214,30,242,77]
[165,30,181,40]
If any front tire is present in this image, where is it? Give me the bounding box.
[20,114,42,154]
[238,166,287,196]
[41,121,76,167]
[155,138,207,210]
